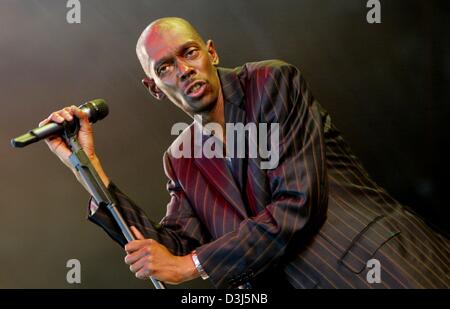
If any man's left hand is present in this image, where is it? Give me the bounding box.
[124,226,199,285]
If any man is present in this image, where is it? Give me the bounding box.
[40,17,449,288]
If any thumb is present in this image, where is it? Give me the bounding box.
[71,105,92,132]
[130,226,145,240]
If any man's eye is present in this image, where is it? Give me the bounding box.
[185,48,198,58]
[158,65,170,75]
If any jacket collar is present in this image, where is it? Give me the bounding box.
[217,67,245,110]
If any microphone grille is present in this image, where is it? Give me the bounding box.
[80,99,109,123]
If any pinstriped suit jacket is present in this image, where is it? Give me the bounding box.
[89,60,449,288]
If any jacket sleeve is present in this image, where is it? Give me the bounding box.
[195,62,329,288]
[88,151,211,256]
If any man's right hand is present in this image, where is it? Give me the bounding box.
[39,105,110,189]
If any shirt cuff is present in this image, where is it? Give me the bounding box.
[88,182,118,216]
[191,250,209,280]
[89,197,99,216]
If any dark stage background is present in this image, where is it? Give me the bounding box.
[0,0,448,288]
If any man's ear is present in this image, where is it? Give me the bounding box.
[206,40,219,66]
[142,77,166,100]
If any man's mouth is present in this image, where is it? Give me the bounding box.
[185,81,207,98]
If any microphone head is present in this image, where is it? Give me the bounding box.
[79,99,109,123]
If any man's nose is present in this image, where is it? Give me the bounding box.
[176,61,194,81]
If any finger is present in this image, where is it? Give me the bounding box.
[129,255,149,274]
[124,240,146,253]
[63,106,76,117]
[38,118,51,127]
[135,266,153,280]
[130,226,145,240]
[44,135,64,148]
[48,112,65,124]
[124,247,149,265]
[70,105,87,120]
[60,109,74,122]
[71,105,92,132]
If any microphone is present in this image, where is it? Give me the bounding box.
[11,99,108,148]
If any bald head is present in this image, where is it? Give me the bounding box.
[135,17,221,116]
[136,17,206,76]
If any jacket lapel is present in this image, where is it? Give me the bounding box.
[193,67,250,218]
[220,66,248,195]
[194,153,248,218]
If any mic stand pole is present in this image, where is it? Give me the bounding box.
[62,120,166,289]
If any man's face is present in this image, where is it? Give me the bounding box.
[142,24,221,115]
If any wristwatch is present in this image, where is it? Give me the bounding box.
[191,250,209,280]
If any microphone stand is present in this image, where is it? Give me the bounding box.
[62,120,166,289]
